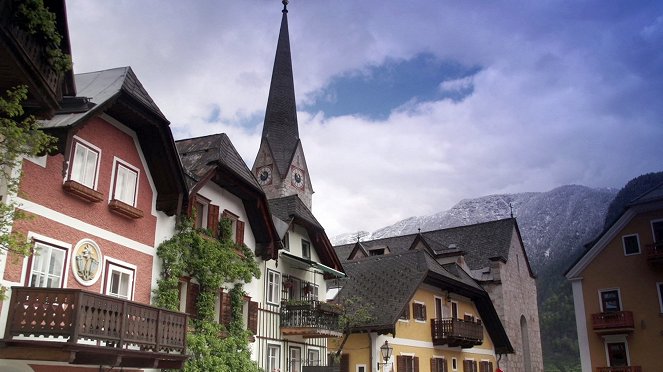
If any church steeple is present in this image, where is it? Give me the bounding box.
[252,0,314,209]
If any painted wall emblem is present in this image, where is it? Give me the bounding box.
[72,240,102,285]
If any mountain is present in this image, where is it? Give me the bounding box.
[333,185,615,269]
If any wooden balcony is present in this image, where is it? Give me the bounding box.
[0,287,188,369]
[0,0,71,117]
[597,366,642,372]
[431,318,483,348]
[280,300,343,338]
[591,311,635,334]
[645,242,663,264]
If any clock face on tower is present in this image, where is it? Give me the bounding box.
[291,166,305,189]
[257,165,272,186]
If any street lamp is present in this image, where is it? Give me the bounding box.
[377,340,393,370]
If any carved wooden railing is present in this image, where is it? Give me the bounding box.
[4,287,187,354]
[645,242,663,263]
[597,366,642,372]
[591,311,634,332]
[431,318,483,348]
[280,300,342,337]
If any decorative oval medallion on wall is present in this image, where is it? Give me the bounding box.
[72,239,102,286]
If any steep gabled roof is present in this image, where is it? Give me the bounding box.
[39,67,186,215]
[336,249,513,353]
[269,195,344,275]
[176,133,280,260]
[260,3,300,178]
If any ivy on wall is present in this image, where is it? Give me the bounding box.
[155,217,261,372]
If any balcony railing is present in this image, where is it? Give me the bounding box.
[591,311,634,333]
[597,366,642,372]
[0,287,188,369]
[280,300,343,338]
[645,242,663,264]
[431,318,483,348]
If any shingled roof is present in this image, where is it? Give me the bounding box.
[260,3,300,178]
[269,195,344,275]
[38,67,185,215]
[335,218,533,277]
[336,249,513,353]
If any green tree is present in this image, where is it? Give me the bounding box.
[0,85,55,296]
[155,217,261,372]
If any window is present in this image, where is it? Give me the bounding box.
[267,270,281,305]
[657,282,663,313]
[29,242,67,288]
[431,358,448,372]
[222,210,245,245]
[622,234,640,255]
[399,303,410,320]
[282,232,290,251]
[451,358,457,371]
[70,140,99,189]
[356,365,367,372]
[435,297,444,319]
[302,240,311,260]
[652,220,663,244]
[396,355,418,372]
[105,263,134,300]
[607,342,628,367]
[600,289,621,312]
[112,161,138,206]
[267,344,281,372]
[289,346,301,372]
[479,361,493,372]
[307,348,320,366]
[413,302,427,321]
[451,301,458,320]
[463,359,478,372]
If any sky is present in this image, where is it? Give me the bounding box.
[65,0,663,237]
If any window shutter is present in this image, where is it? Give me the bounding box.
[208,204,220,236]
[442,359,448,372]
[236,220,245,245]
[413,356,419,372]
[248,300,259,334]
[397,356,405,372]
[186,282,200,318]
[463,360,470,372]
[339,354,350,372]
[188,195,197,220]
[422,304,427,320]
[431,358,437,372]
[219,290,233,327]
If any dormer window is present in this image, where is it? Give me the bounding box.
[112,161,139,206]
[70,139,100,189]
[369,248,385,256]
[302,240,311,260]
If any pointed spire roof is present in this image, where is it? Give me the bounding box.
[261,0,300,177]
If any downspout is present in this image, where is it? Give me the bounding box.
[369,332,377,372]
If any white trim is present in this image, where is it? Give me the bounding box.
[10,196,156,255]
[102,257,137,301]
[656,282,663,313]
[434,296,445,319]
[266,342,282,372]
[387,336,496,356]
[26,232,72,288]
[598,288,622,312]
[24,154,47,167]
[451,357,458,371]
[571,279,591,372]
[602,335,630,367]
[356,364,367,372]
[266,269,281,305]
[67,136,102,190]
[621,234,641,256]
[413,300,427,323]
[651,218,663,242]
[398,352,415,357]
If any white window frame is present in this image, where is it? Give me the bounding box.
[621,234,640,256]
[657,282,663,313]
[451,357,458,371]
[598,288,622,312]
[110,158,140,206]
[28,240,69,288]
[434,296,445,319]
[302,239,311,260]
[104,259,136,301]
[69,138,101,189]
[266,269,281,305]
[356,364,367,372]
[413,300,427,323]
[282,232,290,251]
[602,334,631,367]
[267,343,281,372]
[307,347,320,366]
[289,346,302,372]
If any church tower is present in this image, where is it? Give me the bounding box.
[252,0,314,209]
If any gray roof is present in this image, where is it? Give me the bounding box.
[175,133,261,192]
[268,195,323,230]
[630,182,663,206]
[42,67,166,128]
[336,218,519,271]
[260,7,300,178]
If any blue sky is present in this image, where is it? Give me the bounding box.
[66,0,663,236]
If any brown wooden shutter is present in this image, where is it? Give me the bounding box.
[219,290,233,327]
[208,204,219,236]
[422,304,427,320]
[339,354,350,372]
[442,359,448,372]
[188,195,197,219]
[236,220,245,245]
[431,358,437,372]
[248,300,259,334]
[186,282,200,318]
[413,356,419,372]
[463,360,470,372]
[397,355,405,372]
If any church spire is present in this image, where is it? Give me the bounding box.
[261,0,299,179]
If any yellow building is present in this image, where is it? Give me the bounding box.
[331,247,513,372]
[566,183,663,372]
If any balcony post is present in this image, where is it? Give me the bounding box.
[69,289,82,343]
[119,299,128,349]
[155,309,162,352]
